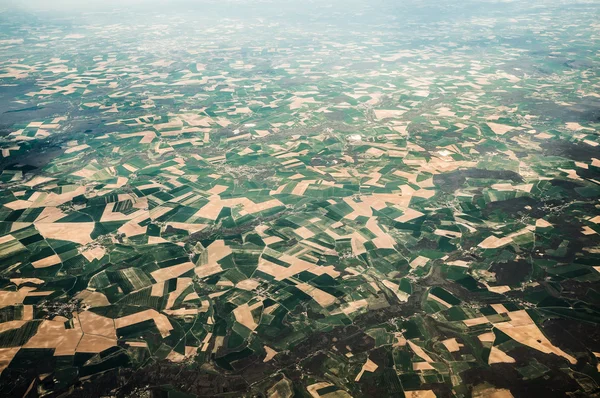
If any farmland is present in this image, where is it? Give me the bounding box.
[0,0,600,396]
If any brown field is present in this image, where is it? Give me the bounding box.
[76,335,117,353]
[32,254,62,269]
[495,310,576,364]
[263,345,278,362]
[195,240,231,278]
[151,261,195,283]
[233,302,262,331]
[408,341,434,362]
[81,246,106,262]
[488,346,515,364]
[35,222,95,245]
[442,338,462,352]
[0,347,20,372]
[75,289,110,307]
[354,357,378,382]
[404,391,436,398]
[295,282,337,307]
[115,309,173,338]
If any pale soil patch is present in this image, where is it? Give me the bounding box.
[22,176,55,188]
[165,278,193,309]
[478,226,534,249]
[126,341,148,348]
[244,198,284,214]
[535,132,553,139]
[233,301,262,331]
[35,207,66,223]
[344,193,411,220]
[263,236,283,245]
[340,299,369,316]
[565,122,590,131]
[123,164,138,172]
[491,183,533,193]
[0,234,16,244]
[408,341,434,362]
[495,310,576,364]
[393,333,407,347]
[208,185,229,195]
[589,215,600,224]
[118,130,156,144]
[104,176,128,189]
[582,226,597,235]
[151,262,195,283]
[442,338,462,352]
[212,336,224,353]
[413,362,435,371]
[491,304,508,314]
[163,308,204,317]
[446,260,469,268]
[115,309,173,338]
[366,217,396,249]
[24,318,83,356]
[75,289,110,307]
[0,320,27,333]
[78,310,116,338]
[184,292,201,302]
[9,278,44,286]
[32,254,62,269]
[166,350,187,363]
[363,172,384,187]
[295,282,337,307]
[410,256,429,268]
[355,358,378,381]
[82,246,106,262]
[118,221,146,237]
[374,109,406,119]
[65,144,90,154]
[291,181,311,196]
[195,240,231,278]
[77,335,117,353]
[301,239,336,254]
[294,226,314,239]
[165,222,207,234]
[488,346,515,364]
[263,345,278,362]
[478,332,496,343]
[0,347,20,372]
[289,96,319,110]
[35,186,87,207]
[307,382,352,398]
[404,391,436,398]
[382,280,409,302]
[237,279,260,291]
[194,200,224,220]
[434,229,462,239]
[151,282,166,297]
[428,293,452,309]
[258,252,339,281]
[226,133,251,142]
[486,284,511,294]
[4,200,32,210]
[472,385,514,398]
[463,316,490,327]
[35,222,95,245]
[487,122,514,135]
[179,113,212,127]
[535,219,553,228]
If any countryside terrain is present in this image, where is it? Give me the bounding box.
[0,0,600,396]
